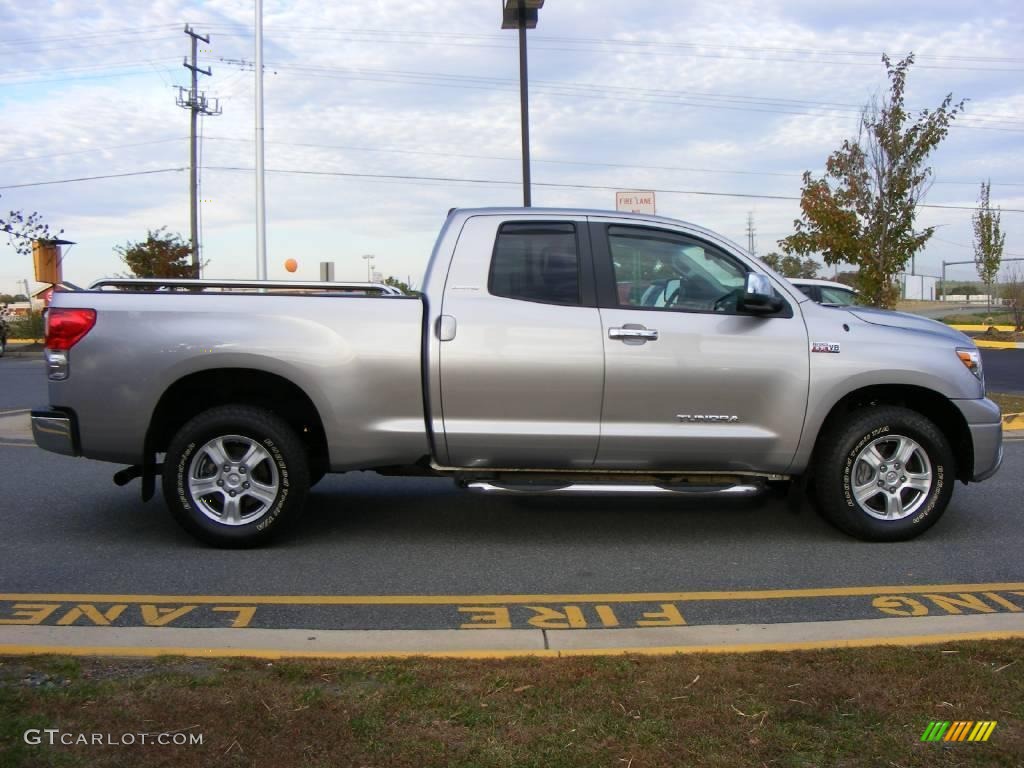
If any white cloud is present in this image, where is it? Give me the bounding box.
[1,0,1022,293]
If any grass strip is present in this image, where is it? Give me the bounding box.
[1,640,1021,767]
[938,312,1016,326]
[990,392,1024,415]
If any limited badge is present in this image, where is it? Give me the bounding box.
[811,341,841,353]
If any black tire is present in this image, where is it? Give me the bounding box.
[162,405,309,547]
[814,406,955,541]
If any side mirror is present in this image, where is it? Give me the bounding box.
[740,273,783,315]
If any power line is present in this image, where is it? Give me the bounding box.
[0,137,186,165]
[0,168,184,190]
[202,164,1024,212]
[0,24,180,47]
[0,57,182,79]
[200,134,1024,186]
[199,25,1024,71]
[236,61,1024,131]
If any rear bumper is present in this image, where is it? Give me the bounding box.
[953,398,1003,482]
[31,408,79,457]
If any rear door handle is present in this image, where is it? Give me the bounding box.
[608,325,658,342]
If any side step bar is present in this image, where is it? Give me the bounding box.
[460,481,764,497]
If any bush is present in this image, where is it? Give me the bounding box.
[7,313,45,341]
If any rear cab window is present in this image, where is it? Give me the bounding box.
[488,222,581,305]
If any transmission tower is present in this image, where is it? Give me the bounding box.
[177,25,221,278]
[745,212,757,256]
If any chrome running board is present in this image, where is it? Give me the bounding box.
[460,481,763,497]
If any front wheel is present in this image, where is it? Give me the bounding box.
[814,406,954,541]
[162,405,309,547]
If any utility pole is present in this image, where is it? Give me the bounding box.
[745,212,756,255]
[177,25,221,278]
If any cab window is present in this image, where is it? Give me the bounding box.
[607,225,747,313]
[489,222,580,305]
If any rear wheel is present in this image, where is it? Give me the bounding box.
[163,405,309,547]
[814,407,954,541]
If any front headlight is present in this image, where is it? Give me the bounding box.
[956,347,983,385]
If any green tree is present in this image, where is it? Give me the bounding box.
[1001,265,1024,331]
[1,195,63,257]
[760,251,819,278]
[833,271,860,288]
[780,54,963,308]
[382,275,413,294]
[116,228,194,278]
[972,180,1005,312]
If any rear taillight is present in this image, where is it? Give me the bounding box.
[45,308,97,351]
[45,308,96,381]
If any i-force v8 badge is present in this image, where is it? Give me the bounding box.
[811,341,841,353]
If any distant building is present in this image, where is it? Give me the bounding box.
[899,273,938,301]
[2,301,31,317]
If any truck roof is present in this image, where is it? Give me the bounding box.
[448,206,742,252]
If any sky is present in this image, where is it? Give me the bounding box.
[1,0,1023,296]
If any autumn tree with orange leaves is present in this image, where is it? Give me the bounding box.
[781,55,963,308]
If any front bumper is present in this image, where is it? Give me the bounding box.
[31,408,79,457]
[953,398,1003,482]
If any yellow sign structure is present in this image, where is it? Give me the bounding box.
[32,240,62,284]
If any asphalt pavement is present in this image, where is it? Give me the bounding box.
[1,354,1022,638]
[981,348,1024,394]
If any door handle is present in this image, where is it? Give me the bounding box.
[437,315,457,342]
[608,326,659,342]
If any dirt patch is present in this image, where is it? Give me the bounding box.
[990,392,1024,415]
[977,328,1024,342]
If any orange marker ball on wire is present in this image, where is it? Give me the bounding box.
[284,258,298,273]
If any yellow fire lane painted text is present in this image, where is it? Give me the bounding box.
[873,591,1024,618]
[458,603,685,630]
[0,603,257,628]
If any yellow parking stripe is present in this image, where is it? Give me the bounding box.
[3,582,1024,606]
[1004,413,1024,431]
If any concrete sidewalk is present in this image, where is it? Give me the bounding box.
[1,613,1023,659]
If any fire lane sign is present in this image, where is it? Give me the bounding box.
[615,190,656,215]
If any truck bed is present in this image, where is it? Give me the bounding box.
[47,288,430,470]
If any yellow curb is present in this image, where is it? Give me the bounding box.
[1004,413,1024,431]
[951,324,1016,332]
[3,630,1024,660]
[975,340,1023,349]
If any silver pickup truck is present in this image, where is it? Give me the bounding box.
[33,207,1002,546]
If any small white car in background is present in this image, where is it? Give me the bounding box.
[789,278,860,306]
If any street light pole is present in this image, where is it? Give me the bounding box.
[362,254,375,282]
[502,1,544,208]
[254,0,267,280]
[517,5,531,207]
